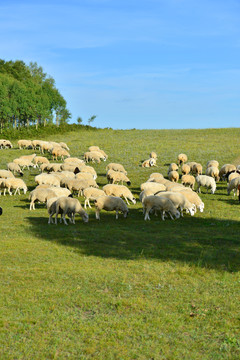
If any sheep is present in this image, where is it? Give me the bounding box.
[48,186,72,197]
[205,166,220,182]
[168,163,178,172]
[225,170,240,183]
[228,171,240,183]
[186,162,197,173]
[29,188,60,210]
[106,163,127,175]
[181,164,191,175]
[35,174,60,187]
[54,197,88,225]
[150,151,157,159]
[32,139,44,150]
[64,157,85,165]
[219,164,236,180]
[181,174,195,189]
[89,146,100,152]
[103,184,136,205]
[206,160,219,169]
[52,147,70,161]
[155,191,196,217]
[4,178,27,196]
[65,179,89,196]
[148,173,164,182]
[179,189,204,213]
[107,171,131,186]
[19,153,36,161]
[84,151,106,163]
[47,196,74,224]
[0,139,13,149]
[177,153,188,165]
[0,170,15,178]
[97,149,108,159]
[78,166,97,179]
[196,175,216,194]
[140,182,166,193]
[75,172,96,181]
[60,163,81,173]
[164,181,187,192]
[33,156,50,167]
[142,195,180,221]
[7,162,24,176]
[94,196,128,220]
[13,158,36,170]
[168,170,179,183]
[59,142,70,151]
[192,163,203,176]
[46,163,63,172]
[83,187,106,208]
[142,158,157,167]
[17,139,32,149]
[227,177,240,196]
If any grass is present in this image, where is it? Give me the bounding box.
[0,127,240,359]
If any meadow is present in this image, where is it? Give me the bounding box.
[0,127,240,359]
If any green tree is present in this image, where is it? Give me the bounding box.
[88,115,97,126]
[77,116,83,125]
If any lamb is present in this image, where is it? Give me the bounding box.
[13,158,36,170]
[192,163,203,176]
[142,158,157,167]
[168,163,178,172]
[29,188,57,210]
[177,153,188,165]
[196,175,216,194]
[142,195,180,221]
[181,174,195,189]
[205,166,220,182]
[106,163,127,175]
[206,160,219,169]
[150,151,157,159]
[94,196,129,220]
[179,189,204,213]
[4,178,27,196]
[140,182,166,193]
[54,197,88,225]
[227,177,240,196]
[168,170,179,182]
[156,191,196,217]
[35,174,60,187]
[0,170,15,178]
[83,187,106,208]
[181,164,190,175]
[219,164,236,180]
[103,184,136,205]
[17,139,32,149]
[7,162,24,176]
[107,171,131,186]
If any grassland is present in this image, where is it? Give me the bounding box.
[0,127,240,359]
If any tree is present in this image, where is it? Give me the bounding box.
[77,116,83,125]
[88,115,97,126]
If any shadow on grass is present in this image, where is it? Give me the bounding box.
[26,208,240,272]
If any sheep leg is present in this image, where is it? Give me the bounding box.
[168,212,174,220]
[144,209,150,221]
[62,213,68,225]
[115,210,119,219]
[87,199,92,208]
[161,211,165,221]
[8,188,12,196]
[95,210,100,220]
[124,196,130,205]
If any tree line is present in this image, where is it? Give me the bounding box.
[0,60,71,132]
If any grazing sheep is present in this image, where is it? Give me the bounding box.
[65,179,89,196]
[156,191,195,217]
[0,139,13,149]
[17,139,32,149]
[75,172,96,181]
[219,164,236,180]
[228,171,240,183]
[168,170,179,182]
[84,151,106,163]
[148,173,164,182]
[47,196,74,224]
[0,170,15,178]
[95,196,128,220]
[4,178,27,196]
[181,174,195,189]
[33,156,50,167]
[83,187,106,208]
[79,165,97,179]
[186,162,197,173]
[192,163,203,176]
[177,153,188,165]
[205,166,220,182]
[206,160,219,169]
[196,175,216,194]
[35,174,60,187]
[143,195,180,221]
[181,164,191,175]
[150,151,157,159]
[19,153,36,161]
[139,188,158,203]
[13,158,36,170]
[89,146,100,152]
[29,188,57,210]
[64,157,85,165]
[52,147,70,161]
[7,162,24,176]
[142,158,157,167]
[103,184,136,205]
[227,177,240,196]
[32,140,44,150]
[164,181,187,192]
[59,142,70,151]
[46,163,63,172]
[60,163,81,173]
[54,197,88,225]
[179,189,204,213]
[225,170,240,183]
[106,163,127,175]
[140,182,166,193]
[168,163,178,172]
[108,171,131,186]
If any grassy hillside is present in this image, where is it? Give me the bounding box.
[0,128,240,359]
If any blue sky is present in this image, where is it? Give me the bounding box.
[1,0,240,129]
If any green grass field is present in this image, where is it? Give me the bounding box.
[0,127,240,359]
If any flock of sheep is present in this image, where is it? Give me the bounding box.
[0,138,240,225]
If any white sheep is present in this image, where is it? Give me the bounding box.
[0,169,15,178]
[205,166,220,182]
[7,162,24,176]
[150,151,157,159]
[17,139,32,149]
[54,197,88,225]
[35,174,60,187]
[47,196,74,224]
[142,195,180,221]
[0,139,13,149]
[168,170,179,182]
[75,172,96,182]
[95,196,129,220]
[13,158,36,170]
[168,163,178,172]
[29,188,57,210]
[181,174,195,189]
[33,156,50,167]
[196,175,216,194]
[228,171,240,183]
[83,187,106,208]
[103,184,136,205]
[156,191,195,217]
[219,164,236,180]
[181,164,190,175]
[52,147,70,161]
[65,179,89,196]
[142,158,157,167]
[79,165,97,179]
[177,153,188,165]
[4,178,27,196]
[140,182,166,193]
[227,177,240,196]
[108,171,131,186]
[192,163,203,176]
[148,173,164,182]
[64,157,85,165]
[59,142,70,151]
[179,189,204,213]
[84,151,106,163]
[206,160,219,169]
[106,163,127,175]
